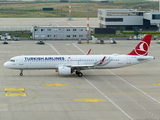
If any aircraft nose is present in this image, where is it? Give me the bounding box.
[4,62,9,68]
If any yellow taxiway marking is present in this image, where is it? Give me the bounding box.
[74,98,106,102]
[5,93,27,97]
[42,83,69,87]
[152,83,160,85]
[4,88,25,92]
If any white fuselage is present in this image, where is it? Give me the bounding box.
[4,54,154,70]
[3,34,154,77]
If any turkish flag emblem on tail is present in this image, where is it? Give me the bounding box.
[127,35,152,56]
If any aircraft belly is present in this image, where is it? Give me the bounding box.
[24,62,55,69]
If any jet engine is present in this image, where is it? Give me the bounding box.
[58,66,71,75]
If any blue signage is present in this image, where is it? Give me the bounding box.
[25,57,65,61]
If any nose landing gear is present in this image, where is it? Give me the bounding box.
[20,70,23,76]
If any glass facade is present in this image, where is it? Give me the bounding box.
[152,14,160,19]
[105,18,123,22]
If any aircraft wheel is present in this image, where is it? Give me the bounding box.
[20,73,23,76]
[20,70,23,76]
[77,72,83,77]
[75,71,78,74]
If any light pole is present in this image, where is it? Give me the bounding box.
[158,0,160,31]
[68,0,72,20]
[86,0,90,43]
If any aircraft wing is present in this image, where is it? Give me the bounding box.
[70,64,94,67]
[66,56,106,68]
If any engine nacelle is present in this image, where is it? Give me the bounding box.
[58,66,71,75]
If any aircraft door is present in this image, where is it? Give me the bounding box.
[19,57,24,66]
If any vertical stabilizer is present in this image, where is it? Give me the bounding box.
[127,35,152,56]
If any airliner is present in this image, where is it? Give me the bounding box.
[4,35,155,77]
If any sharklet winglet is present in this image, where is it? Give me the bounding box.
[99,56,106,64]
[86,49,92,55]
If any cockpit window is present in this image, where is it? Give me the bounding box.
[10,59,15,62]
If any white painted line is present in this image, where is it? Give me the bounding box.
[72,43,85,54]
[62,44,72,54]
[94,71,160,120]
[83,76,133,120]
[73,43,133,119]
[107,69,160,104]
[46,43,60,55]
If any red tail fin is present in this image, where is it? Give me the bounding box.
[127,35,152,56]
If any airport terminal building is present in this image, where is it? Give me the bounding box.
[98,9,160,31]
[32,26,89,40]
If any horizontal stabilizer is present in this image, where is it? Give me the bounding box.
[137,56,155,60]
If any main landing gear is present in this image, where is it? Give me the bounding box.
[20,70,23,76]
[75,71,83,77]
